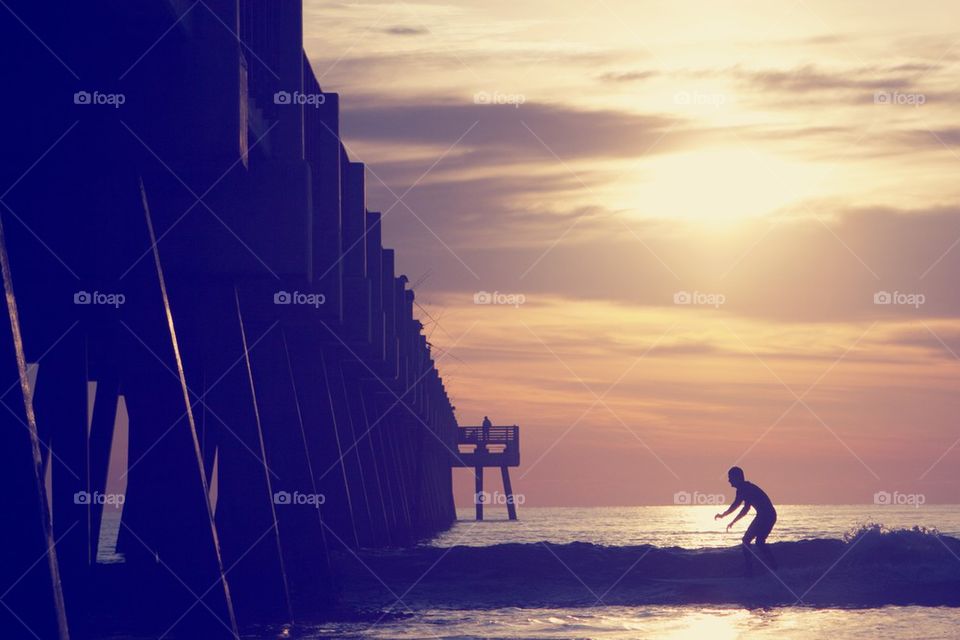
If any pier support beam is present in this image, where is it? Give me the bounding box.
[475,466,483,521]
[501,466,517,521]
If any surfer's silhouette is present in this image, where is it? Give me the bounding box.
[714,466,778,576]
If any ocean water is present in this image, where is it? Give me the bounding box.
[429,504,960,548]
[311,505,960,639]
[99,506,960,638]
[302,606,960,639]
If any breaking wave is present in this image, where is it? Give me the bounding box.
[336,526,960,607]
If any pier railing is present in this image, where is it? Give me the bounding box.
[452,425,520,467]
[457,426,519,446]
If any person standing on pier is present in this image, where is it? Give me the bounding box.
[480,416,492,452]
[715,466,778,576]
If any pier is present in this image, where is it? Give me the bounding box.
[453,425,521,520]
[1,1,462,638]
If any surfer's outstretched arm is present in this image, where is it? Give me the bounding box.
[714,496,742,520]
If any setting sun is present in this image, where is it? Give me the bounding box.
[626,149,830,224]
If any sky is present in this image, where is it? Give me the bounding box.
[302,1,960,506]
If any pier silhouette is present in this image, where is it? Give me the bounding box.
[0,1,519,638]
[454,424,522,520]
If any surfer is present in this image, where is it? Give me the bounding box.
[715,466,778,576]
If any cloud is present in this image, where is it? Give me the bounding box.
[303,48,626,97]
[383,26,429,36]
[895,127,960,149]
[726,62,957,113]
[598,70,659,83]
[736,64,918,93]
[886,324,960,360]
[377,203,960,326]
[341,101,686,160]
